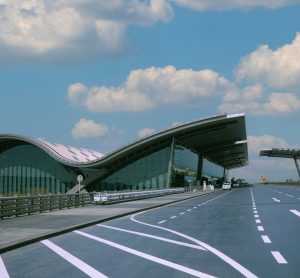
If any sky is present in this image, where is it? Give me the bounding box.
[1,0,300,183]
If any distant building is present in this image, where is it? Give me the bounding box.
[0,114,248,196]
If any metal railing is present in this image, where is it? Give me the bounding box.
[0,193,93,220]
[92,188,184,204]
[0,188,184,219]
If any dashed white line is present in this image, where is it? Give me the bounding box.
[285,194,294,197]
[271,251,288,264]
[0,256,9,278]
[41,239,108,278]
[187,209,192,212]
[193,207,197,209]
[180,212,185,215]
[257,226,264,232]
[170,216,177,219]
[158,220,166,224]
[255,219,261,224]
[261,235,271,243]
[289,210,300,217]
[253,210,258,214]
[254,214,259,218]
[74,230,216,278]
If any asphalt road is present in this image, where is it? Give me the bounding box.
[1,184,299,278]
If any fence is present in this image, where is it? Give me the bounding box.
[0,193,93,220]
[0,188,184,219]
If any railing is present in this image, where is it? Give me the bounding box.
[93,188,184,204]
[0,188,184,219]
[0,193,93,220]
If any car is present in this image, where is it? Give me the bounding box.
[222,182,231,190]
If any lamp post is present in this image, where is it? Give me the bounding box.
[77,175,83,193]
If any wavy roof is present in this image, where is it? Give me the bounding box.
[0,113,248,169]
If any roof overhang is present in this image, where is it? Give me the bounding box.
[260,148,300,159]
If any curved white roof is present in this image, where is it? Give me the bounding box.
[37,138,104,163]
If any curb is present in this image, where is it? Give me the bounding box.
[0,190,219,254]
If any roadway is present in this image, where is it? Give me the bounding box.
[1,184,300,277]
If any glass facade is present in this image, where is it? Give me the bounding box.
[0,143,76,196]
[202,158,224,178]
[172,143,199,187]
[94,146,171,191]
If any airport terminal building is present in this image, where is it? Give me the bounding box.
[0,114,248,196]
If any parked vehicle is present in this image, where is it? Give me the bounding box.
[222,182,231,190]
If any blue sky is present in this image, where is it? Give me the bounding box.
[1,0,300,182]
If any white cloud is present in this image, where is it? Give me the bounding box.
[67,65,235,112]
[0,0,174,62]
[71,118,108,139]
[236,33,300,89]
[173,0,298,10]
[138,128,156,138]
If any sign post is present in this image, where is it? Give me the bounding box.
[77,175,83,193]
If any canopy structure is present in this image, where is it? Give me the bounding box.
[260,148,300,179]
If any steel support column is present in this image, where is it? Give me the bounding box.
[293,157,300,179]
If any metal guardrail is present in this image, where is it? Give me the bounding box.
[0,193,93,220]
[92,188,184,204]
[0,188,184,219]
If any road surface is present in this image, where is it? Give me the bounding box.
[1,184,300,277]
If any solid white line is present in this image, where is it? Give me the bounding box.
[97,224,207,251]
[257,226,264,232]
[0,256,10,278]
[74,231,215,278]
[170,216,177,219]
[271,251,288,264]
[131,215,258,278]
[261,235,271,243]
[158,220,166,224]
[255,219,261,224]
[41,240,108,278]
[289,210,300,217]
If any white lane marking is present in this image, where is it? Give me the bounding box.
[74,230,216,278]
[272,198,280,202]
[255,219,261,224]
[180,212,185,215]
[41,239,108,278]
[261,235,271,243]
[158,220,166,224]
[131,217,258,277]
[271,251,288,264]
[0,256,10,278]
[170,216,177,219]
[254,214,259,218]
[193,207,197,209]
[198,205,202,207]
[257,226,264,232]
[97,224,207,251]
[285,194,294,197]
[253,210,258,214]
[187,209,192,212]
[289,210,300,217]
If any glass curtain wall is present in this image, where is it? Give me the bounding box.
[202,158,225,187]
[0,143,76,196]
[172,143,199,187]
[95,146,171,191]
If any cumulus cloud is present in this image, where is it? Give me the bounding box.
[173,0,298,10]
[218,33,300,116]
[71,118,108,139]
[0,0,174,62]
[67,65,235,112]
[236,33,300,89]
[138,128,156,138]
